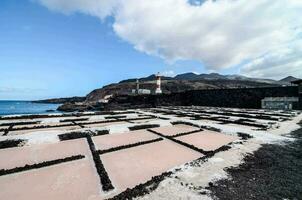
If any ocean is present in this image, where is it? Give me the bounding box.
[0,101,61,116]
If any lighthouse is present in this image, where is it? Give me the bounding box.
[155,72,162,94]
[136,79,140,94]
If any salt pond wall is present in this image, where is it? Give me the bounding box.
[108,86,301,110]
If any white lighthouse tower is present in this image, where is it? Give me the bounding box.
[155,72,162,94]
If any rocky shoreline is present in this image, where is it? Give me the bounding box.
[32,96,85,104]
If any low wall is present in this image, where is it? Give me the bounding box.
[108,86,301,110]
[184,86,300,109]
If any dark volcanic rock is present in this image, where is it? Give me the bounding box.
[85,72,285,102]
[208,123,302,200]
[57,102,104,112]
[33,96,85,104]
[279,76,299,83]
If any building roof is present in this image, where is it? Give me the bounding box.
[262,97,299,102]
[291,79,302,84]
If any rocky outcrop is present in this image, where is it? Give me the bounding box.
[85,79,280,103]
[57,102,104,112]
[33,96,86,104]
[102,86,301,110]
[35,73,300,112]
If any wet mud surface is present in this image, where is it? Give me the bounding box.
[209,123,302,200]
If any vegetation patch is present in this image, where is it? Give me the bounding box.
[170,121,200,128]
[59,118,89,122]
[108,171,173,200]
[98,138,163,155]
[129,124,160,131]
[2,125,14,136]
[199,125,221,132]
[0,121,40,127]
[0,154,85,176]
[171,121,221,132]
[58,130,109,141]
[191,109,283,121]
[125,116,156,121]
[0,139,26,149]
[85,136,114,191]
[237,132,253,140]
[0,111,135,121]
[148,129,233,157]
[104,115,127,119]
[193,115,268,129]
[6,123,76,132]
[148,129,205,154]
[172,129,203,138]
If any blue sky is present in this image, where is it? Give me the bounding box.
[0,0,301,100]
[0,0,224,100]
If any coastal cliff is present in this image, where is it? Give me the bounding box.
[36,73,298,112]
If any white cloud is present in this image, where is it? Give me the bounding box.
[35,0,302,78]
[161,70,176,77]
[241,40,302,79]
[34,0,120,19]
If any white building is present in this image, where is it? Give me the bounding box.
[132,89,151,95]
[261,97,299,110]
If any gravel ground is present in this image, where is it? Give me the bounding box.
[209,122,302,200]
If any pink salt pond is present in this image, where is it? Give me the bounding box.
[0,159,102,200]
[101,140,202,193]
[0,138,90,169]
[150,124,200,136]
[84,121,126,128]
[93,129,159,151]
[176,130,238,151]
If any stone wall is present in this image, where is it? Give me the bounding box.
[107,86,301,110]
[184,86,300,109]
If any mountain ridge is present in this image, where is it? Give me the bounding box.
[120,72,294,85]
[85,73,299,102]
[35,72,299,104]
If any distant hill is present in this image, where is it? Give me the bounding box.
[279,76,299,83]
[85,73,297,102]
[175,72,280,84]
[33,96,86,104]
[36,73,299,104]
[174,72,200,80]
[119,74,173,83]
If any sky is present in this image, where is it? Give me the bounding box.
[0,0,301,100]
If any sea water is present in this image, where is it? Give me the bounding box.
[0,100,61,116]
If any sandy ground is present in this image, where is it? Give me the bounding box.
[84,121,127,129]
[93,129,159,150]
[7,125,82,136]
[101,140,202,197]
[128,119,158,124]
[150,124,200,136]
[0,107,300,200]
[0,159,102,200]
[135,139,263,200]
[0,138,89,169]
[176,130,238,151]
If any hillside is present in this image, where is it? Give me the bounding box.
[35,73,298,105]
[33,96,86,104]
[279,76,299,83]
[85,73,293,102]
